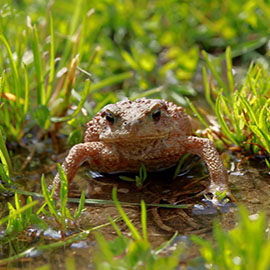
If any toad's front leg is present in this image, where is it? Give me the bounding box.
[51,142,119,195]
[181,136,234,201]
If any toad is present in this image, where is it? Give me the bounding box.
[52,98,232,200]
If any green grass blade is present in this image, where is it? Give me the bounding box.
[230,37,267,58]
[23,64,29,119]
[121,50,140,70]
[25,196,33,225]
[173,153,190,179]
[203,66,215,111]
[0,164,10,184]
[29,23,45,105]
[131,86,163,100]
[259,100,270,133]
[46,14,55,104]
[58,164,68,207]
[202,50,228,94]
[216,95,238,145]
[5,187,189,209]
[94,233,116,265]
[0,35,21,108]
[0,218,115,265]
[247,70,260,98]
[225,47,234,93]
[74,190,85,219]
[14,192,22,223]
[139,163,147,182]
[185,97,209,128]
[69,0,84,39]
[249,125,270,153]
[239,95,258,125]
[265,158,270,169]
[141,200,148,241]
[108,216,123,237]
[112,187,141,241]
[58,164,68,230]
[119,175,137,182]
[59,0,84,68]
[0,129,13,175]
[0,76,3,97]
[219,94,234,125]
[155,231,179,255]
[0,200,38,226]
[41,174,60,222]
[89,72,133,94]
[231,93,243,138]
[51,79,91,122]
[5,202,17,234]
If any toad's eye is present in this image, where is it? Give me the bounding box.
[151,107,161,121]
[105,112,115,124]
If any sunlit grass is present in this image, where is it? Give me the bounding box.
[0,129,12,178]
[41,166,87,238]
[192,206,270,270]
[189,47,270,162]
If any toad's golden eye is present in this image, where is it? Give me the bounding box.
[151,107,161,121]
[105,112,115,124]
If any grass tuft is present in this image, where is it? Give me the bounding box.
[192,206,270,270]
[94,187,184,269]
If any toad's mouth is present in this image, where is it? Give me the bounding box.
[99,133,170,142]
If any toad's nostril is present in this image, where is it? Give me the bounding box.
[136,119,143,125]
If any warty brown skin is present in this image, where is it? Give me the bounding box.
[52,98,232,199]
